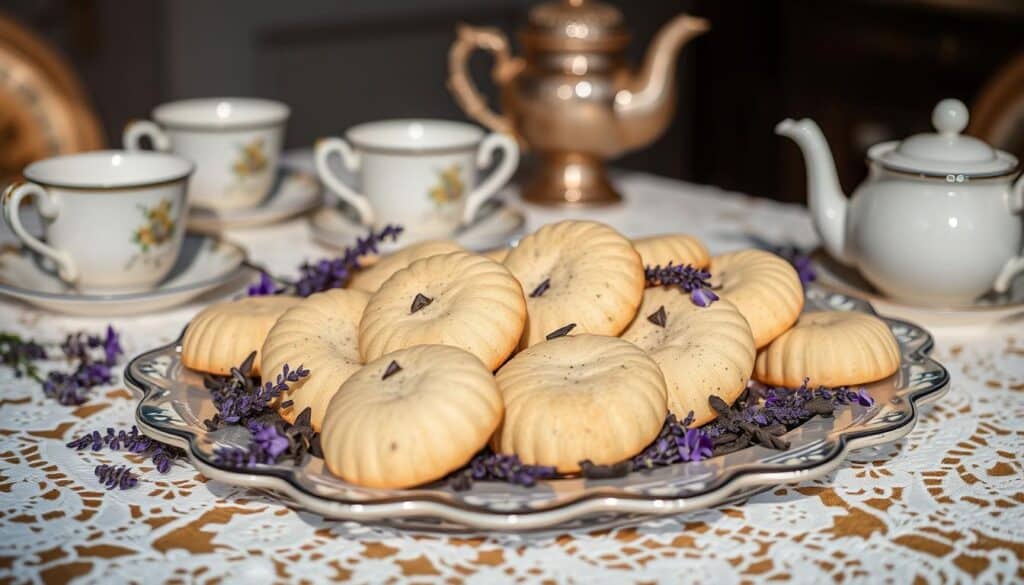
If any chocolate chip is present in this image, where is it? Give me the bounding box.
[646,305,667,328]
[546,323,576,340]
[382,360,402,380]
[410,293,433,313]
[529,278,550,298]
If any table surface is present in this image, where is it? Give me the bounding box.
[1,169,1022,584]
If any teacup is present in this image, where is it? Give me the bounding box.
[2,150,194,292]
[123,97,289,211]
[315,119,518,237]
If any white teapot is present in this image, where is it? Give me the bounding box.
[776,98,1024,306]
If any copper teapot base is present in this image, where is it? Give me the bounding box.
[522,152,621,206]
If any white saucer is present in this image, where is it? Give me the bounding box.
[309,198,526,253]
[812,249,1024,332]
[187,168,322,232]
[0,234,251,316]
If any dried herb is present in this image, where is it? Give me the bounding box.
[202,353,309,428]
[94,464,138,490]
[546,323,576,340]
[213,408,323,468]
[644,263,719,307]
[0,332,47,380]
[646,305,667,328]
[382,360,402,380]
[449,451,558,490]
[248,224,403,297]
[410,293,433,313]
[702,380,875,456]
[772,245,816,287]
[579,459,631,479]
[66,425,185,488]
[0,326,122,406]
[631,412,714,471]
[529,278,551,298]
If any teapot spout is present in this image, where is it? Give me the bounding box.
[775,118,855,265]
[615,14,709,151]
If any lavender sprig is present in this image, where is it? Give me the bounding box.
[0,332,47,380]
[772,245,816,287]
[449,451,557,490]
[213,421,292,468]
[247,271,282,296]
[66,426,186,482]
[248,224,403,297]
[94,464,138,490]
[205,356,310,426]
[632,412,714,471]
[645,263,719,307]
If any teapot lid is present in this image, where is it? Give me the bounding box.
[523,0,630,51]
[869,98,1018,177]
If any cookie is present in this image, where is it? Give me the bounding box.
[359,251,526,370]
[493,334,667,473]
[620,287,756,425]
[181,295,300,376]
[348,239,464,293]
[633,234,710,269]
[260,289,370,430]
[709,249,803,348]
[754,311,900,388]
[502,220,645,348]
[321,344,503,489]
[482,247,510,263]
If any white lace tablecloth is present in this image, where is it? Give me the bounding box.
[2,171,1022,584]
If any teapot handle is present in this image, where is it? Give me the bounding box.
[447,24,521,139]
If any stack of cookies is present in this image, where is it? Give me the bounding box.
[180,220,900,489]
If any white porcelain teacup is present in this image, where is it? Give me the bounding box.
[315,119,518,237]
[123,97,289,211]
[2,150,194,292]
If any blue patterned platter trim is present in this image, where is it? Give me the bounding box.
[125,286,949,532]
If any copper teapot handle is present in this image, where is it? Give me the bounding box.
[447,24,519,137]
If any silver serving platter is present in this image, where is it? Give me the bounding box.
[126,287,949,532]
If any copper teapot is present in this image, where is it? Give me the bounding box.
[448,0,708,205]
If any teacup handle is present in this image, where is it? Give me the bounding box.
[1,181,78,283]
[461,132,519,225]
[314,137,375,226]
[122,119,172,152]
[993,175,1024,293]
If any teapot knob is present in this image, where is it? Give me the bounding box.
[932,98,969,136]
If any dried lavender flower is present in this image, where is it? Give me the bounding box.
[771,245,816,287]
[450,451,557,490]
[94,464,138,490]
[66,425,184,475]
[0,332,47,380]
[251,224,403,297]
[644,263,718,307]
[247,271,282,296]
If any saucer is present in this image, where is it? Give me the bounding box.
[0,234,251,316]
[811,249,1024,331]
[187,167,321,232]
[309,198,526,253]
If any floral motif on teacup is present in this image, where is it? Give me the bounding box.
[128,198,177,269]
[232,138,269,180]
[428,164,464,207]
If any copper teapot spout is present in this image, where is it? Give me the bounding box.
[615,15,709,151]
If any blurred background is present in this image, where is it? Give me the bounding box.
[2,0,1023,203]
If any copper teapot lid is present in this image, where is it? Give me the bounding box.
[522,0,630,51]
